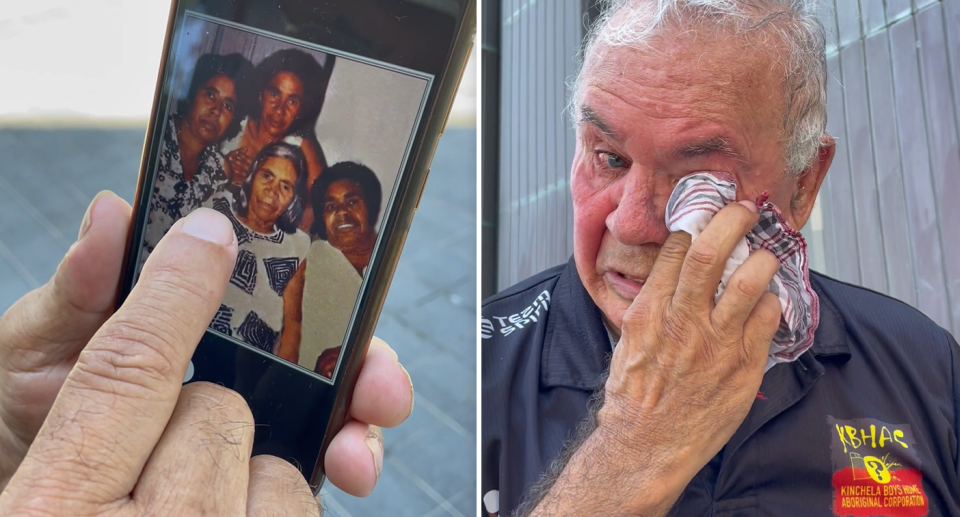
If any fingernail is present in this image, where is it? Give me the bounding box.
[78,191,109,241]
[400,363,415,413]
[738,199,759,214]
[177,208,235,245]
[364,427,384,481]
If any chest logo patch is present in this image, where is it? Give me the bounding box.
[828,416,927,516]
[482,290,551,339]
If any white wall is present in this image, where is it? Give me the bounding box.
[315,59,429,223]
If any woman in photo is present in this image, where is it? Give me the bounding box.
[220,48,333,233]
[205,142,311,355]
[142,53,254,259]
[277,162,383,377]
[311,161,382,275]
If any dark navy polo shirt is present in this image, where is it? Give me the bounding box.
[481,258,960,516]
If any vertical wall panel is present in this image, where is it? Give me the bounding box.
[825,55,863,284]
[836,0,861,47]
[888,15,951,330]
[860,0,886,34]
[840,41,888,292]
[497,0,580,290]
[864,31,916,306]
[916,4,960,333]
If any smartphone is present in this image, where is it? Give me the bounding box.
[118,0,475,492]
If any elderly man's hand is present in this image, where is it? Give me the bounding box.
[531,201,781,517]
[0,192,412,514]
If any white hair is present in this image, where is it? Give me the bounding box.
[572,0,828,175]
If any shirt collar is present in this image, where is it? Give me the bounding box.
[807,273,852,359]
[540,260,851,391]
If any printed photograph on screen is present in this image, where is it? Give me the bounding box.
[137,12,431,383]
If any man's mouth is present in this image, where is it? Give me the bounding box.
[604,271,647,299]
[337,223,356,230]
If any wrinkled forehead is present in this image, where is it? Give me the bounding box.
[577,21,789,128]
[256,156,298,180]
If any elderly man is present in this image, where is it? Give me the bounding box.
[482,1,960,516]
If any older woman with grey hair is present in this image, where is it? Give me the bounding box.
[204,141,311,354]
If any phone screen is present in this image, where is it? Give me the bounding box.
[134,10,432,382]
[121,0,470,485]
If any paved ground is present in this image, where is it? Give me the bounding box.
[0,127,477,517]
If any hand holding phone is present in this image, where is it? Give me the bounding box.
[121,0,474,489]
[0,201,413,513]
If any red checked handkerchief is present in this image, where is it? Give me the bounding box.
[665,171,819,371]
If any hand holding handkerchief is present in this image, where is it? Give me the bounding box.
[665,171,819,371]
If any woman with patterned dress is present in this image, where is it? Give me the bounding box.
[141,53,254,262]
[205,142,311,356]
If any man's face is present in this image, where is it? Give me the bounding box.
[260,71,304,138]
[323,179,371,250]
[249,157,297,228]
[185,74,236,145]
[571,28,828,330]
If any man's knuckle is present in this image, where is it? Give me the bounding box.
[181,382,253,424]
[686,243,719,270]
[74,339,174,395]
[732,277,762,299]
[251,455,303,484]
[660,233,691,260]
[145,265,219,303]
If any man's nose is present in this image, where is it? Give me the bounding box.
[605,170,671,246]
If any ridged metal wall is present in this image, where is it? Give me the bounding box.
[813,0,960,336]
[494,0,960,338]
[496,0,582,291]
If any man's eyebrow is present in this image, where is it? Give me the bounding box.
[674,136,744,160]
[578,105,618,139]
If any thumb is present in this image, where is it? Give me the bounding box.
[0,192,130,442]
[0,191,130,369]
[1,209,238,510]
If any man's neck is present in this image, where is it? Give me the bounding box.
[601,313,621,345]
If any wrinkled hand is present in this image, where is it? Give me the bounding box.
[0,192,413,515]
[597,201,782,508]
[226,148,254,184]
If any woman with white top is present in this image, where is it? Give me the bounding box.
[205,142,311,355]
[277,162,383,377]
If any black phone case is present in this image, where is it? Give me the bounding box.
[118,0,476,493]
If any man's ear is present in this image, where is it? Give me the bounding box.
[790,134,835,230]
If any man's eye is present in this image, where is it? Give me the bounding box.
[595,151,628,169]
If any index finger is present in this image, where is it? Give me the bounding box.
[636,231,692,300]
[4,210,238,504]
[674,201,758,309]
